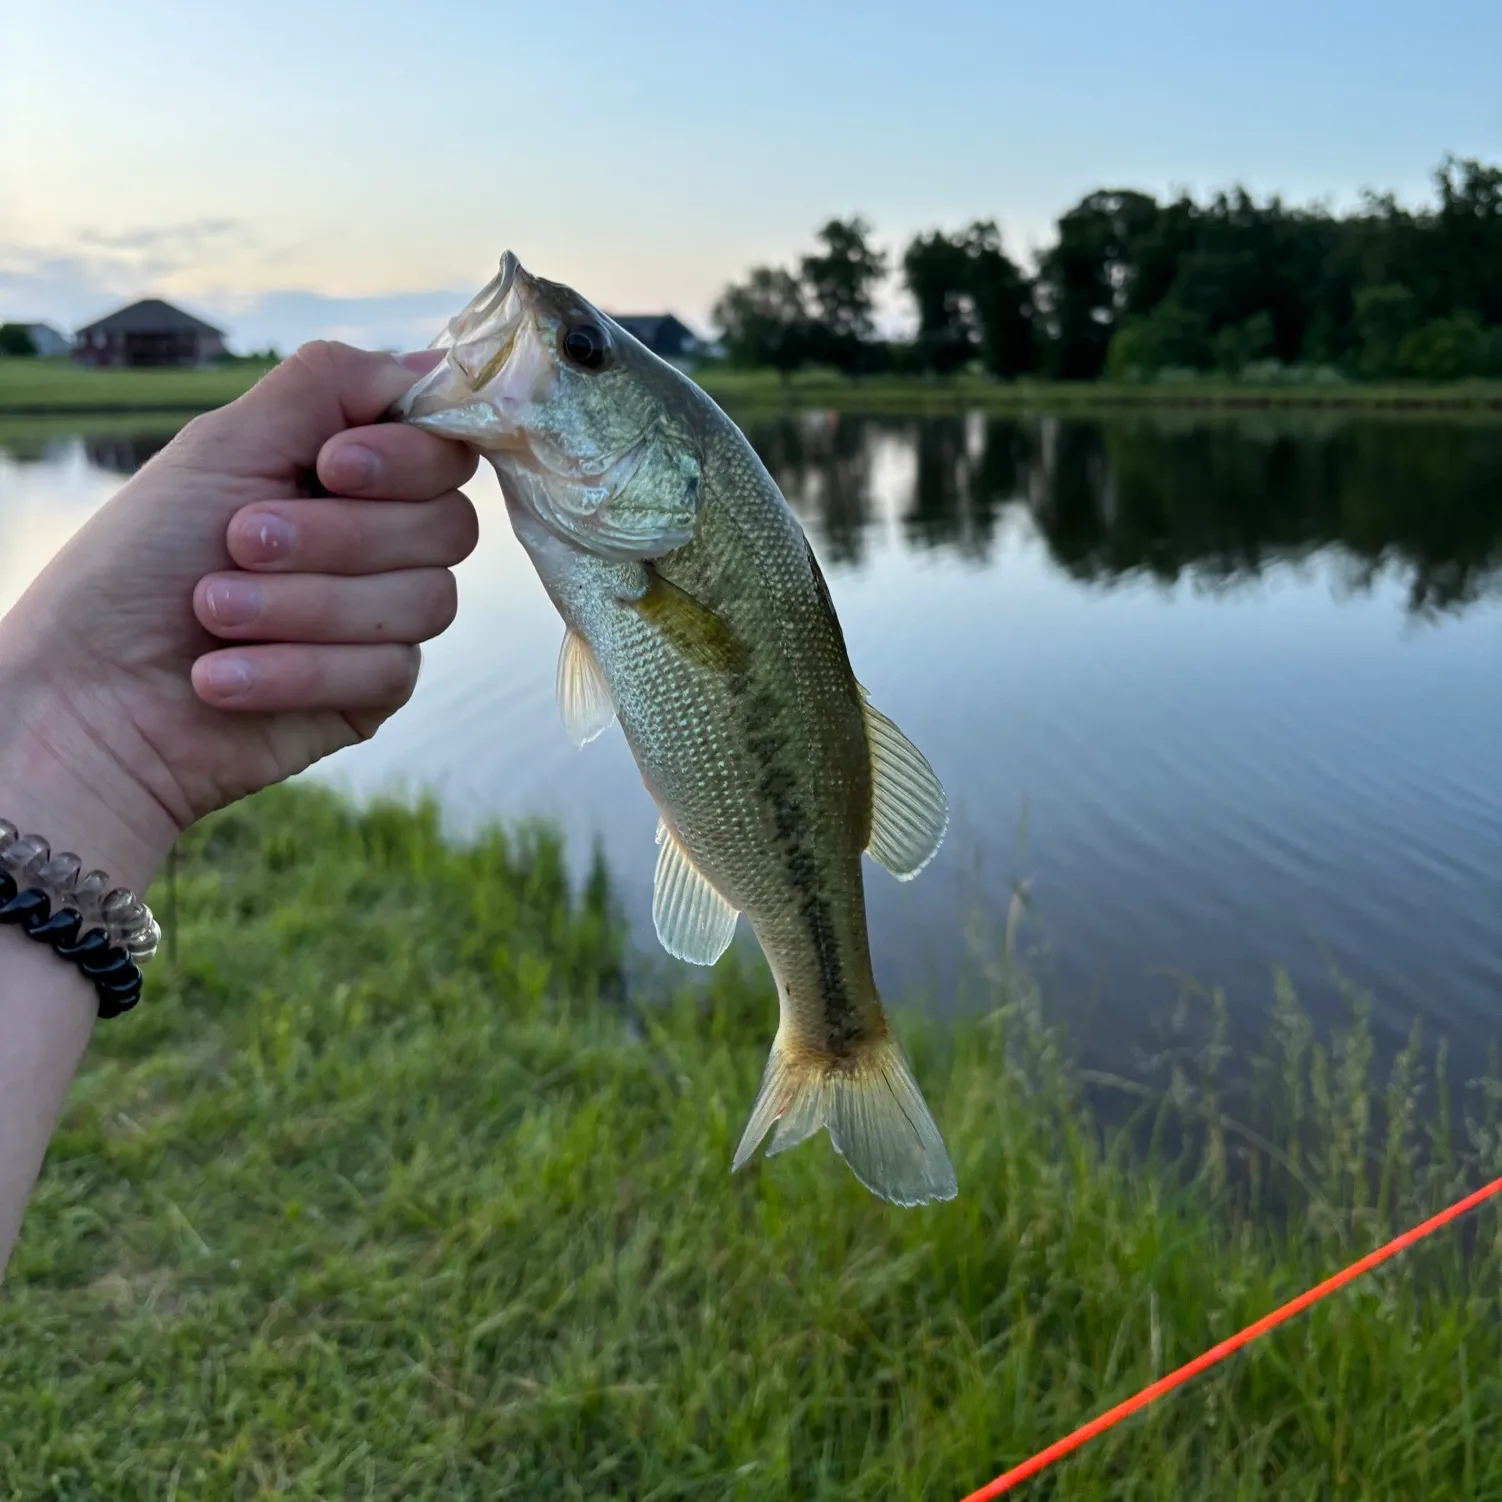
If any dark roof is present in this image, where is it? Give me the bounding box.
[611,313,699,347]
[75,298,223,338]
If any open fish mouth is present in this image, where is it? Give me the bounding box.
[428,250,519,355]
[391,251,534,437]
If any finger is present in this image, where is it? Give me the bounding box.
[316,422,478,500]
[226,492,479,575]
[194,568,458,645]
[179,342,448,480]
[191,643,421,715]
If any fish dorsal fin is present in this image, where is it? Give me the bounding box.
[860,689,949,880]
[629,566,748,674]
[556,628,616,747]
[652,817,739,965]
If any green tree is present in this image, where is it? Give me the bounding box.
[962,221,1036,378]
[1434,156,1502,326]
[901,231,976,375]
[1034,189,1159,379]
[711,267,811,376]
[1397,312,1490,381]
[1213,311,1276,374]
[799,217,886,373]
[1106,302,1213,378]
[1353,284,1420,377]
[0,324,37,357]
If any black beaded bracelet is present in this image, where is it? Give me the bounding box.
[0,824,160,1020]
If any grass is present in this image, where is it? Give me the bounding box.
[4,355,1501,418]
[3,784,1500,1499]
[698,369,1502,416]
[0,357,276,415]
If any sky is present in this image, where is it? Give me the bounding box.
[1,0,1498,353]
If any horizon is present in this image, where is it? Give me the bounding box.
[3,0,1497,354]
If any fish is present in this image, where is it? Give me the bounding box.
[394,253,957,1207]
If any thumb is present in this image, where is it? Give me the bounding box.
[183,341,445,480]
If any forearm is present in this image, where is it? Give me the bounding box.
[0,930,97,1272]
[0,671,175,1277]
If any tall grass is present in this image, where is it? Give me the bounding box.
[2,784,1498,1499]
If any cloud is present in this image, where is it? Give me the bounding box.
[74,218,243,255]
[217,289,471,355]
[0,239,469,353]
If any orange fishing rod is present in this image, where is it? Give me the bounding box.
[958,1174,1502,1501]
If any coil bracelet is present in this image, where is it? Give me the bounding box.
[0,819,160,1019]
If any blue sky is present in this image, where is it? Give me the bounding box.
[2,0,1497,351]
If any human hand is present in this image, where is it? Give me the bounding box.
[0,342,479,893]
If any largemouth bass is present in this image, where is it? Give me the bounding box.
[396,254,957,1206]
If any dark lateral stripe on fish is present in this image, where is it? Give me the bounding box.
[742,683,853,1046]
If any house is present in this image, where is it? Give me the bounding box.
[609,313,707,365]
[20,323,71,358]
[73,299,225,368]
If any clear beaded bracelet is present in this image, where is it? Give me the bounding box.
[0,819,160,1018]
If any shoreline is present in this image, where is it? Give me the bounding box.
[3,358,1501,418]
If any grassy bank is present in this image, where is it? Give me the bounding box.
[699,369,1502,416]
[5,355,1502,418]
[3,784,1499,1499]
[0,357,276,416]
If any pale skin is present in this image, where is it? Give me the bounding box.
[0,342,480,1275]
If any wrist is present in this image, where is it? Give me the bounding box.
[0,672,178,897]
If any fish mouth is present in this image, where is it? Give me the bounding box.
[391,250,538,439]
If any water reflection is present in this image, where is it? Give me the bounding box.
[82,433,175,475]
[739,411,1502,615]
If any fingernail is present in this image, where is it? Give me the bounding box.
[204,656,253,698]
[329,443,379,492]
[246,513,296,560]
[204,577,263,627]
[395,349,445,373]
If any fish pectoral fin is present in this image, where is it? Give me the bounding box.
[556,627,616,748]
[860,688,950,880]
[652,817,739,965]
[732,1027,958,1208]
[628,566,748,674]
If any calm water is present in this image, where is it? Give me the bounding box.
[4,413,1501,1064]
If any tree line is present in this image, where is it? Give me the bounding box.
[711,155,1502,383]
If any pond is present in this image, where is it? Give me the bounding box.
[3,411,1501,1067]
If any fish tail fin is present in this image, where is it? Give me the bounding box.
[731,1027,958,1207]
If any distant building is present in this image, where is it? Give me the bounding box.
[18,323,71,358]
[73,299,225,368]
[609,313,707,365]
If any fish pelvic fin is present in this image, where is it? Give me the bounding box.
[732,1027,958,1208]
[652,817,739,965]
[556,627,616,747]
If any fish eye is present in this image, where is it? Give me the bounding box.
[562,323,609,371]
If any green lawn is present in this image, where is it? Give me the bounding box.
[2,784,1498,1499]
[0,357,276,415]
[5,355,1501,418]
[698,369,1502,415]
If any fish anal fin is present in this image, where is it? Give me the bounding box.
[860,690,949,881]
[630,566,748,674]
[732,1028,958,1207]
[652,817,739,965]
[556,627,616,747]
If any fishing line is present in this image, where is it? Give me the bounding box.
[957,1173,1502,1501]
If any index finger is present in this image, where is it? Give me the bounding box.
[317,422,479,501]
[183,342,450,481]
